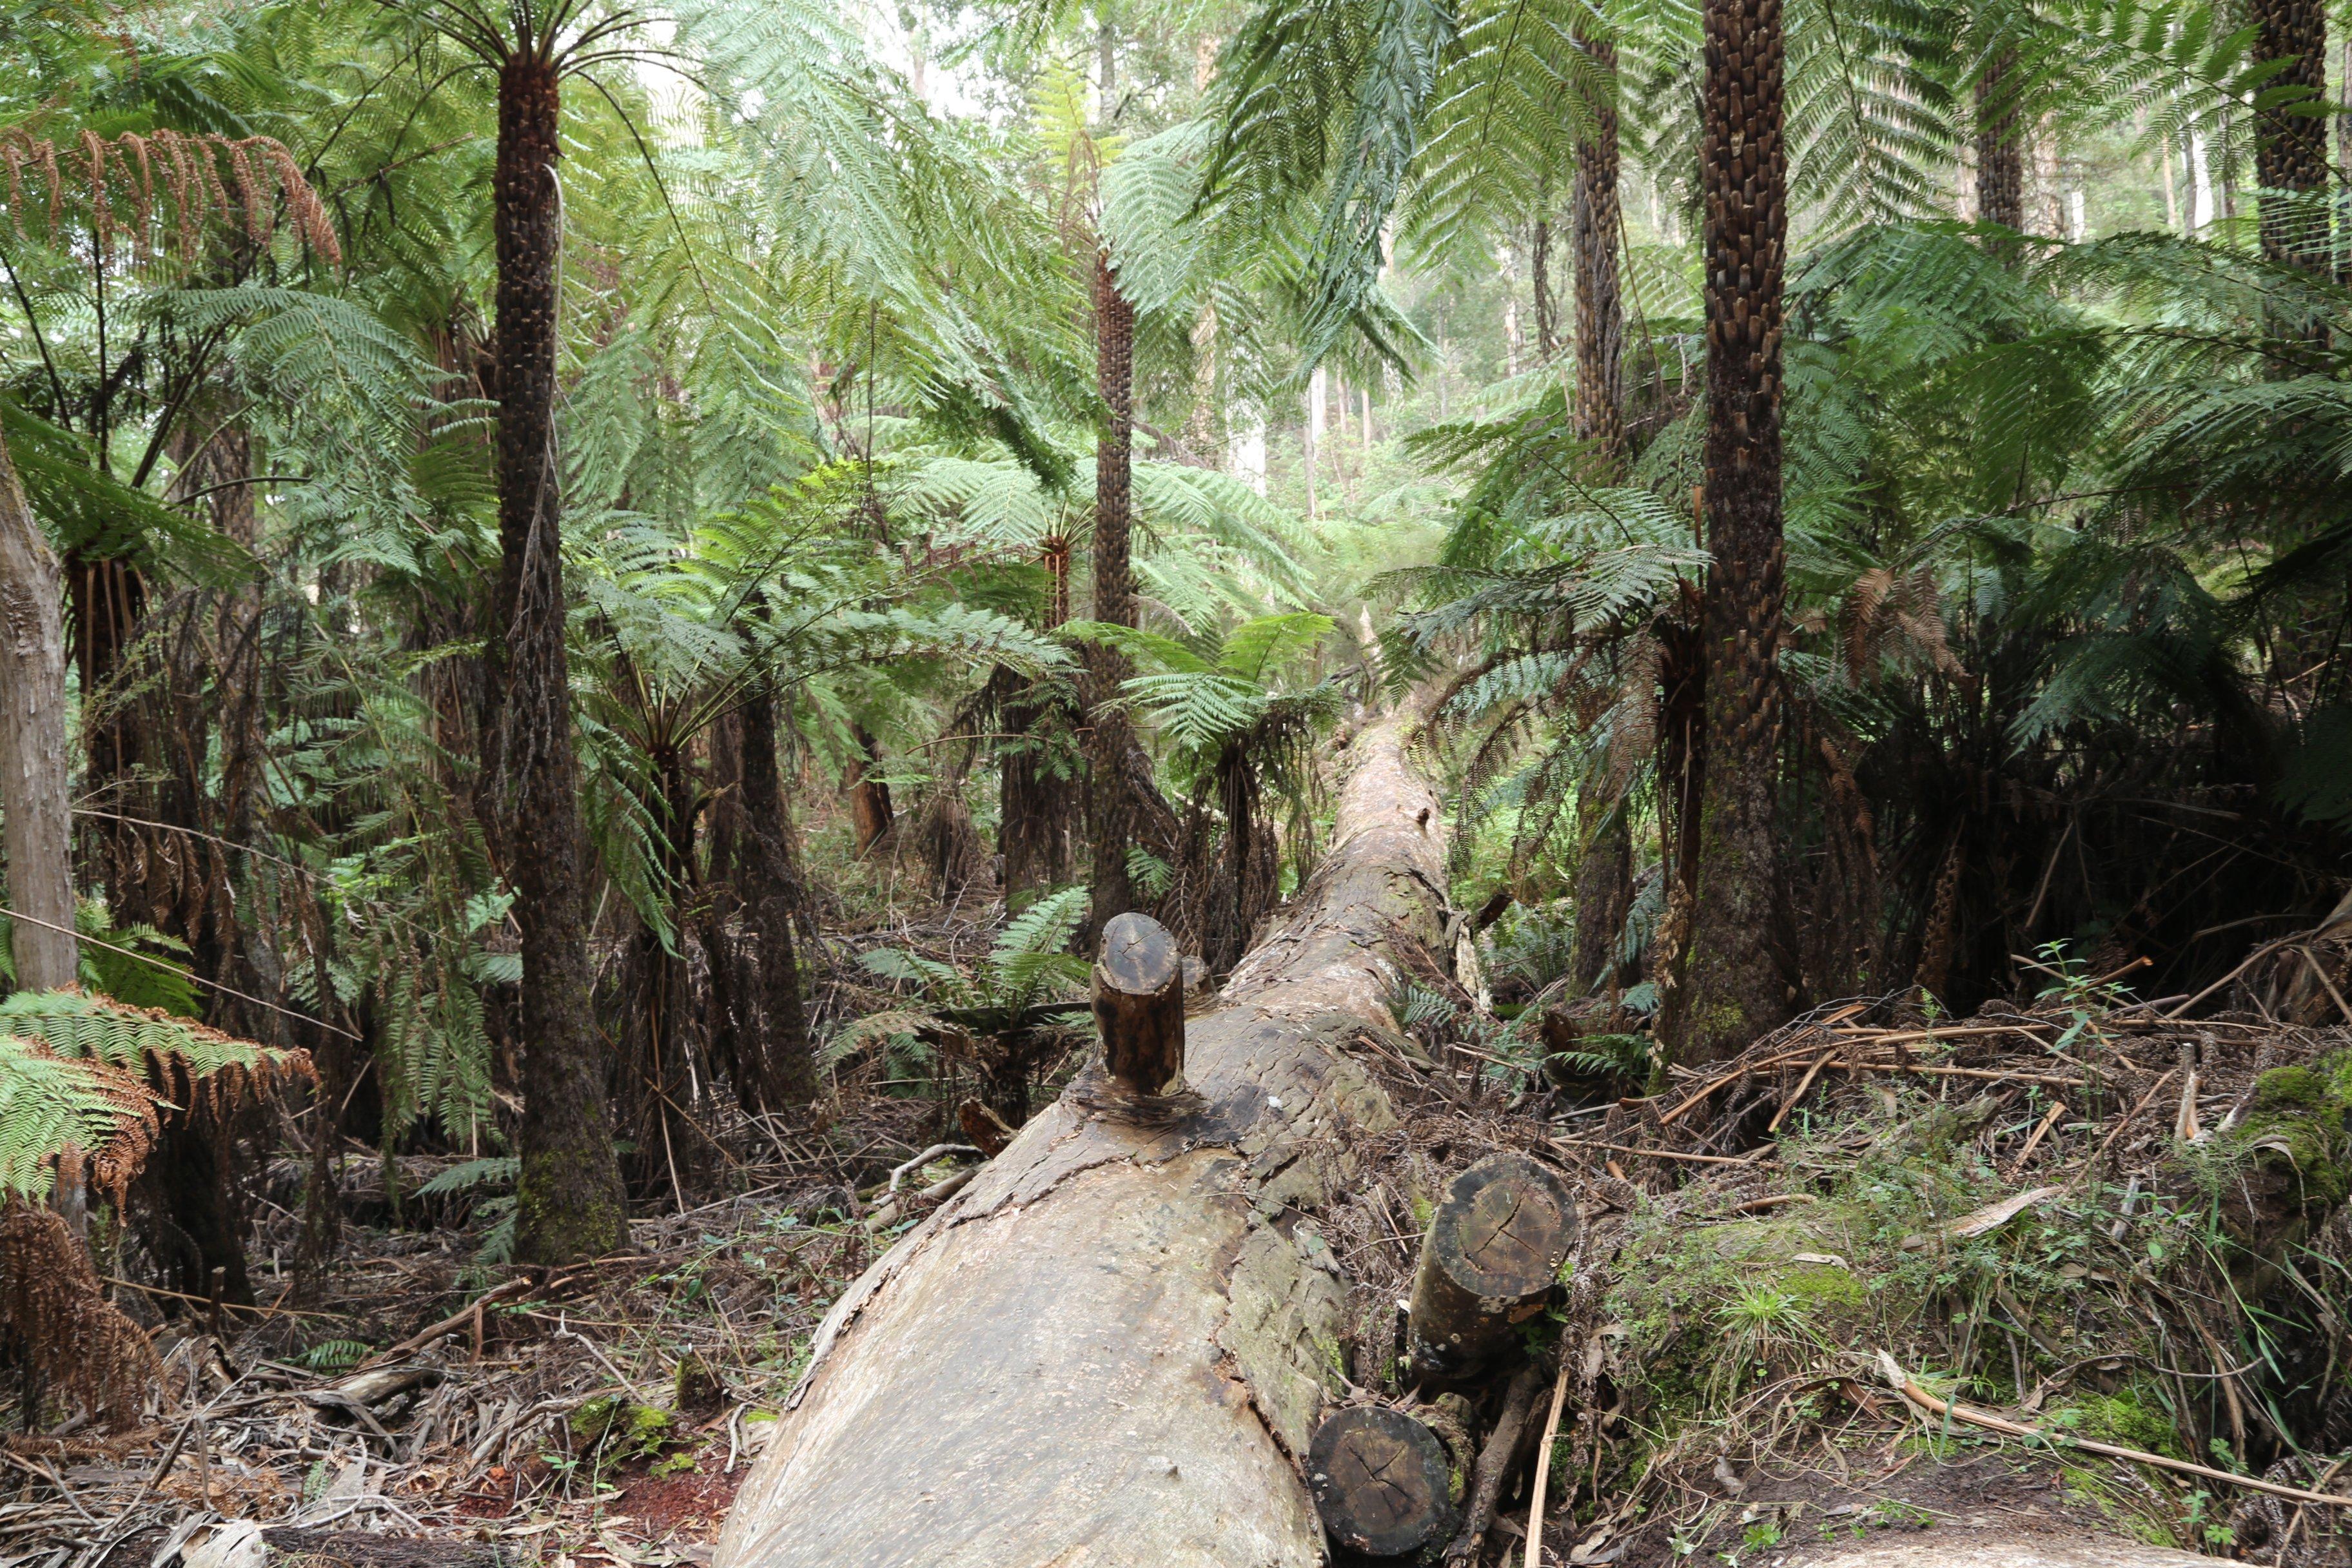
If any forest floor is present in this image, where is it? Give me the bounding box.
[12,848,2352,1567]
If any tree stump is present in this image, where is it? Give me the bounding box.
[1308,1406,1458,1560]
[1092,912,1185,1095]
[1407,1152,1577,1380]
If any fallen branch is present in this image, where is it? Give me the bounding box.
[1767,1050,1835,1133]
[1552,1137,1770,1168]
[1877,1351,2352,1508]
[1522,1356,1574,1568]
[886,1143,978,1193]
[1447,1359,1543,1561]
[357,1278,531,1369]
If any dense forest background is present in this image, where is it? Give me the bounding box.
[0,0,2349,1425]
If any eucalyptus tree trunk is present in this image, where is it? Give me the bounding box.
[2249,0,2328,271]
[1086,250,1144,937]
[491,51,625,1264]
[0,433,77,995]
[1664,0,1795,1065]
[713,716,1449,1568]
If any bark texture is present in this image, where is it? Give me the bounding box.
[736,689,816,1108]
[2249,0,2328,270]
[1086,250,1144,937]
[714,716,1449,1568]
[1666,0,1794,1065]
[0,435,75,993]
[1570,32,1628,469]
[1974,53,2025,243]
[491,53,625,1264]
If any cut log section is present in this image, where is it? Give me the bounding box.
[1308,1406,1458,1559]
[1092,910,1185,1094]
[713,716,1449,1568]
[1407,1152,1578,1380]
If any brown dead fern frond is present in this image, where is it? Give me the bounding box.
[0,1034,162,1205]
[0,128,339,264]
[1841,566,1965,684]
[0,1201,161,1429]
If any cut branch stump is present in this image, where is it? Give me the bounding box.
[1092,911,1185,1094]
[1309,1405,1458,1559]
[1407,1153,1578,1380]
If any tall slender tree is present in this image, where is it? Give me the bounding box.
[0,431,76,997]
[1567,32,1634,992]
[1663,0,1794,1064]
[1086,250,1146,936]
[386,0,633,1261]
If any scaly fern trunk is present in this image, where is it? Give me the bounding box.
[491,51,625,1264]
[737,687,818,1108]
[1569,29,1634,988]
[1974,52,2025,245]
[2249,0,2328,272]
[1571,31,1628,471]
[1664,0,1795,1065]
[1086,249,1144,937]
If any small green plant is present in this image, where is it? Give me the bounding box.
[831,885,1093,1117]
[2028,941,2135,1055]
[299,1339,373,1372]
[416,1155,520,1264]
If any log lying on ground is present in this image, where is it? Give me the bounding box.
[1308,1406,1459,1558]
[1407,1152,1577,1381]
[714,718,1449,1568]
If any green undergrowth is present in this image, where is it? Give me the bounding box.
[1596,1051,2352,1514]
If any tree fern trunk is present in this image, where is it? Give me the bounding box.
[1086,249,1143,937]
[1663,0,1794,1066]
[2249,0,2327,271]
[740,687,818,1108]
[1973,53,2025,244]
[1570,31,1628,470]
[491,51,625,1265]
[1531,216,1558,357]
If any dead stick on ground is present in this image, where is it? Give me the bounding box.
[1522,1356,1574,1568]
[1553,1138,1769,1168]
[1448,1360,1544,1561]
[2280,1456,2352,1559]
[2004,1099,2068,1179]
[1768,1050,1836,1133]
[1879,1351,2352,1508]
[2067,1069,2175,1193]
[359,1278,531,1368]
[103,1275,344,1322]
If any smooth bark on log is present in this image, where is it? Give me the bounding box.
[1309,1405,1458,1558]
[1093,911,1184,1094]
[1407,1153,1577,1380]
[714,716,1448,1568]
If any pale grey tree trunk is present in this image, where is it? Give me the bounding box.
[0,431,77,995]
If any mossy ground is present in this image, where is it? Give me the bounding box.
[1578,1048,2352,1563]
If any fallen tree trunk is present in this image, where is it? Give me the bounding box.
[715,716,1449,1568]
